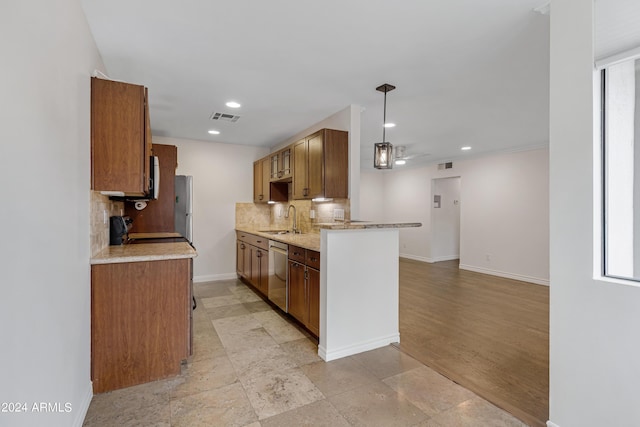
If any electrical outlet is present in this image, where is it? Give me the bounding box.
[310,209,315,219]
[333,209,344,221]
[103,210,108,224]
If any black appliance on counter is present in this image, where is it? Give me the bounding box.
[109,216,131,245]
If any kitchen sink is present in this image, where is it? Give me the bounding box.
[258,229,290,235]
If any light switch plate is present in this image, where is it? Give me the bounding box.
[333,208,344,221]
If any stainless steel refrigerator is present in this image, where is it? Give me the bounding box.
[175,175,193,243]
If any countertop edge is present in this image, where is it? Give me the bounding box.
[91,242,198,265]
[317,222,423,230]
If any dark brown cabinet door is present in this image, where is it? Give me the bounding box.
[243,243,252,279]
[125,144,177,232]
[306,131,324,199]
[253,160,263,202]
[288,260,306,323]
[307,267,320,337]
[91,77,151,196]
[258,248,269,295]
[236,241,243,275]
[292,139,307,199]
[251,247,269,295]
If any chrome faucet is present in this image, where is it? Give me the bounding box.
[285,204,297,234]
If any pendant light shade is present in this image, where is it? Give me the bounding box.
[373,83,396,169]
[374,142,393,169]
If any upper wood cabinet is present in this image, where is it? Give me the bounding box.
[125,144,177,232]
[254,156,287,203]
[292,129,348,200]
[91,77,152,196]
[270,147,292,181]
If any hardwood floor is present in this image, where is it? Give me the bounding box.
[397,258,549,427]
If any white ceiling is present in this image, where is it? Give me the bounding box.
[81,0,552,168]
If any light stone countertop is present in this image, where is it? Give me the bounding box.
[236,227,322,251]
[91,241,197,265]
[237,222,421,252]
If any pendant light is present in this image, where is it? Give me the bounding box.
[374,83,396,169]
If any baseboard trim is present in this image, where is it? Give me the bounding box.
[400,254,433,263]
[432,255,460,262]
[400,254,460,263]
[194,273,237,283]
[547,421,560,427]
[459,264,549,286]
[73,381,93,427]
[318,333,400,362]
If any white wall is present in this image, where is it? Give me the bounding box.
[549,1,640,426]
[0,1,103,425]
[361,148,550,285]
[153,136,268,282]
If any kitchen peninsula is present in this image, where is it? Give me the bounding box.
[90,240,197,393]
[236,221,421,362]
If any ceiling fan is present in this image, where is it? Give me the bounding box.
[394,145,430,165]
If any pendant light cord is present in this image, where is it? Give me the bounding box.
[382,89,387,142]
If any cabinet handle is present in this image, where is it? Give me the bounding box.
[257,251,262,258]
[240,244,245,249]
[259,195,264,200]
[310,257,318,262]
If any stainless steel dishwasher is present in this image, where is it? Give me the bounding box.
[268,240,288,312]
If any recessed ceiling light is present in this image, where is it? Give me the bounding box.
[208,130,220,135]
[395,159,406,165]
[226,101,241,108]
[384,123,396,128]
[461,146,472,151]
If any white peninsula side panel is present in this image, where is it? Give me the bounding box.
[319,228,400,361]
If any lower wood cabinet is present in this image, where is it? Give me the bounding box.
[288,246,320,337]
[288,260,306,322]
[236,231,269,296]
[251,245,268,295]
[307,267,320,336]
[91,258,191,393]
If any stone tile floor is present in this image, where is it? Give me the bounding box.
[83,279,528,426]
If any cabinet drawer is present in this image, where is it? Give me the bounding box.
[305,250,320,270]
[236,231,268,250]
[288,245,305,263]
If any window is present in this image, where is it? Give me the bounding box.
[601,50,640,282]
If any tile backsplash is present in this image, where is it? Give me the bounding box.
[90,191,124,256]
[235,198,350,234]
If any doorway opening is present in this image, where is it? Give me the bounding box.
[431,177,461,262]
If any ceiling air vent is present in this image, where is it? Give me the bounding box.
[209,112,241,122]
[437,162,453,170]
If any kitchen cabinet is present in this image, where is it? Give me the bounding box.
[91,77,153,196]
[287,245,320,336]
[251,245,268,295]
[125,144,177,232]
[91,258,190,393]
[236,240,251,280]
[254,157,287,203]
[270,147,292,181]
[236,231,269,295]
[292,129,348,200]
